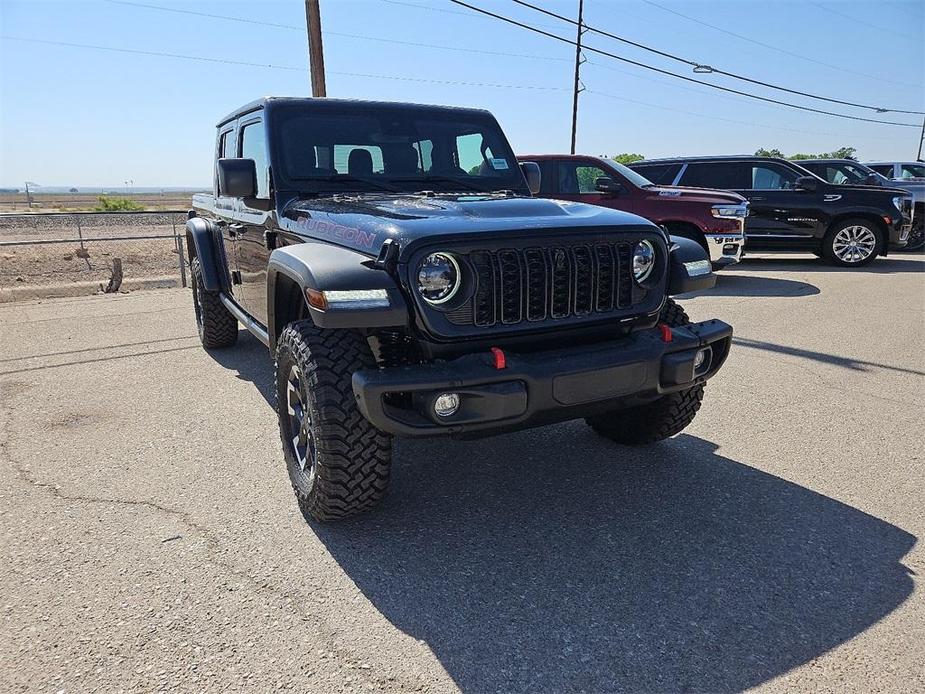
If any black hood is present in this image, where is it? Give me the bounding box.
[278,193,657,257]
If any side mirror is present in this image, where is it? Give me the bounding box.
[595,176,623,194]
[520,161,541,195]
[218,158,257,198]
[795,175,818,192]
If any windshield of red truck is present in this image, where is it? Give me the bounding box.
[272,105,526,195]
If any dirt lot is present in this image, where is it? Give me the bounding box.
[0,192,196,213]
[0,212,188,293]
[1,253,923,692]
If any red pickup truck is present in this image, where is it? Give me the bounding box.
[518,154,747,267]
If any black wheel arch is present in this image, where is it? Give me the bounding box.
[185,217,229,292]
[266,241,409,350]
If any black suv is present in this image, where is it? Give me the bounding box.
[630,155,913,266]
[186,98,732,520]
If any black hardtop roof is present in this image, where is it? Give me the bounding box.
[217,97,495,128]
[632,154,793,165]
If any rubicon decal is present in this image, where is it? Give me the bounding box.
[295,216,377,249]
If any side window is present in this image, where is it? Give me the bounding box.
[631,163,679,185]
[680,162,746,189]
[869,164,892,177]
[333,145,384,174]
[825,166,847,185]
[558,162,608,194]
[413,140,434,173]
[750,163,799,190]
[219,130,235,159]
[239,120,270,198]
[900,164,925,179]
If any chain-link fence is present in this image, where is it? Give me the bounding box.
[0,211,190,297]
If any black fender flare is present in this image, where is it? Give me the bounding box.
[185,217,227,292]
[667,235,716,295]
[266,241,409,348]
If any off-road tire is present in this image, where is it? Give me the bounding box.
[585,298,705,445]
[190,257,238,348]
[821,218,882,267]
[275,320,392,521]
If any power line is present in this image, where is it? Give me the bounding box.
[103,0,568,62]
[511,0,924,114]
[807,1,922,42]
[0,36,567,91]
[445,0,920,127]
[641,0,922,90]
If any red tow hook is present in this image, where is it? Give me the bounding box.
[659,323,673,343]
[490,347,507,370]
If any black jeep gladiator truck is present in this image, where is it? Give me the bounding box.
[187,98,732,520]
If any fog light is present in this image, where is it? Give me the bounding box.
[434,393,460,417]
[694,349,708,369]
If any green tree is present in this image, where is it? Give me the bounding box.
[756,146,857,161]
[755,148,785,158]
[609,153,645,165]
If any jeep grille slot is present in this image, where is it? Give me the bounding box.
[433,234,663,336]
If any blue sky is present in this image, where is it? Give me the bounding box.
[1,0,923,188]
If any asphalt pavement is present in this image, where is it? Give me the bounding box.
[1,253,923,692]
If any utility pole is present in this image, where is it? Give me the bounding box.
[569,0,586,154]
[305,0,327,97]
[917,114,925,161]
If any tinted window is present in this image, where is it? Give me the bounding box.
[240,120,270,198]
[333,145,385,174]
[558,162,609,194]
[604,160,655,188]
[679,162,747,189]
[868,164,893,177]
[630,163,679,185]
[219,129,235,159]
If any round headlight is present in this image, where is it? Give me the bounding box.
[417,252,460,304]
[633,240,656,283]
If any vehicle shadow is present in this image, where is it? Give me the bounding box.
[736,256,924,274]
[206,329,275,407]
[681,273,819,299]
[312,428,915,693]
[733,337,925,376]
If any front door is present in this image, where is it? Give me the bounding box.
[735,161,821,249]
[234,118,273,326]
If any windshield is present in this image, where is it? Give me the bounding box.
[605,159,655,188]
[826,162,873,185]
[271,104,526,195]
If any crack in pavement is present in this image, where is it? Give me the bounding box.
[0,377,420,692]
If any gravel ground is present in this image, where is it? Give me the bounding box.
[0,253,923,692]
[0,213,188,288]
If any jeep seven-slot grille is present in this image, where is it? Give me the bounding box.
[449,242,639,328]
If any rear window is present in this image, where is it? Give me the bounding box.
[679,162,747,189]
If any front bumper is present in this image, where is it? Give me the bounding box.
[706,231,745,268]
[353,319,733,437]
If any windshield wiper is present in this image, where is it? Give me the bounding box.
[319,175,401,193]
[392,175,489,193]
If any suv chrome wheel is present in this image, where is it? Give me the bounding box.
[285,365,316,481]
[832,225,877,263]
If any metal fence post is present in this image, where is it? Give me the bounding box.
[76,216,85,252]
[176,231,187,288]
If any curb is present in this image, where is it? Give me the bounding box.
[0,276,184,303]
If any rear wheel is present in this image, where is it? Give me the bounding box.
[585,299,705,445]
[275,320,392,521]
[190,257,238,348]
[822,218,882,267]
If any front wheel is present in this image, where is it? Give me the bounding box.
[585,298,705,445]
[821,219,882,267]
[901,218,924,252]
[190,257,238,348]
[275,320,392,521]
